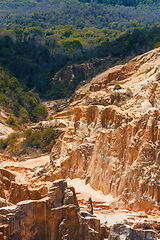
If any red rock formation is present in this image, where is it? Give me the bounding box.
[48,47,160,212]
[0,179,104,240]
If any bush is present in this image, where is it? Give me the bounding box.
[0,131,21,155]
[0,93,7,103]
[6,131,21,146]
[27,131,41,148]
[155,72,160,81]
[111,91,121,104]
[114,84,122,90]
[0,138,6,149]
[22,128,59,153]
[126,88,133,97]
[20,107,29,123]
[6,115,19,128]
[8,77,20,90]
[47,115,54,121]
[98,100,109,106]
[0,127,59,156]
[23,128,32,138]
[145,67,152,74]
[33,104,48,121]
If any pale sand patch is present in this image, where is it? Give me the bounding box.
[95,212,139,226]
[0,123,14,138]
[66,178,150,226]
[67,178,113,203]
[0,155,50,169]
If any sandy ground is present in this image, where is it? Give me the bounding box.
[0,155,50,169]
[0,154,50,185]
[0,155,159,226]
[67,178,113,203]
[66,178,157,226]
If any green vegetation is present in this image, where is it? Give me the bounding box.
[78,0,159,6]
[145,67,152,74]
[111,91,121,104]
[114,84,122,90]
[98,100,109,106]
[0,25,159,102]
[156,72,160,81]
[0,0,159,121]
[0,69,47,126]
[0,0,159,156]
[126,88,133,97]
[0,127,59,156]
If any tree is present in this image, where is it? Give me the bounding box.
[8,77,20,90]
[33,104,48,121]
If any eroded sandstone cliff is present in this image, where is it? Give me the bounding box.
[0,179,105,240]
[46,47,160,212]
[1,47,160,239]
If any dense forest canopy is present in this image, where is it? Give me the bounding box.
[78,0,159,6]
[0,0,159,125]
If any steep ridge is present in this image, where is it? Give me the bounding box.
[45,47,160,212]
[73,47,160,114]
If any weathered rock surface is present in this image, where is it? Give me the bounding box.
[52,57,108,87]
[48,47,160,212]
[0,179,104,240]
[48,105,160,211]
[108,223,157,240]
[1,47,160,239]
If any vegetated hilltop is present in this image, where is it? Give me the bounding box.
[0,25,160,156]
[0,0,159,100]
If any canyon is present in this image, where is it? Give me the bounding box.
[1,47,160,239]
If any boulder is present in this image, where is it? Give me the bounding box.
[108,223,157,240]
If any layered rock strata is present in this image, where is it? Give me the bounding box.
[0,179,104,240]
[49,104,160,210]
[48,47,160,211]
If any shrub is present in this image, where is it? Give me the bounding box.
[98,100,109,106]
[0,138,6,149]
[8,77,20,90]
[23,128,32,138]
[33,104,48,121]
[0,126,60,156]
[145,67,152,74]
[6,131,21,145]
[27,131,41,148]
[114,84,122,90]
[0,93,7,103]
[47,115,54,121]
[111,91,121,104]
[20,107,29,123]
[155,72,160,81]
[23,128,59,153]
[41,128,58,152]
[6,115,19,128]
[154,42,160,49]
[126,88,133,97]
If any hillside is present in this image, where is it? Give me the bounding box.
[0,0,160,238]
[0,47,160,239]
[0,0,159,101]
